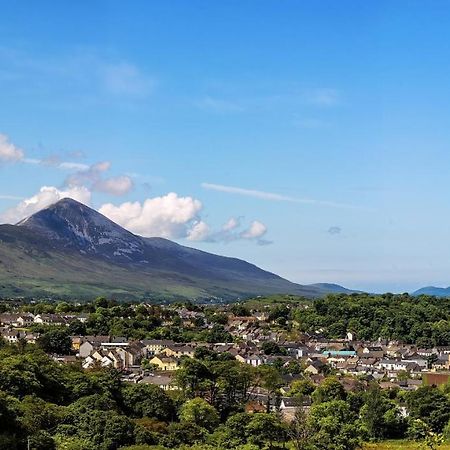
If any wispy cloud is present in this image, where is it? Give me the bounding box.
[101,62,156,97]
[0,194,25,200]
[293,117,330,130]
[23,157,90,171]
[195,96,244,113]
[202,182,368,210]
[304,88,340,107]
[0,46,156,103]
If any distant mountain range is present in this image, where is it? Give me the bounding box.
[0,199,354,300]
[412,286,450,297]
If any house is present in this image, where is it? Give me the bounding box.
[305,360,325,375]
[402,353,428,369]
[0,313,34,328]
[149,355,180,371]
[360,346,385,358]
[245,354,265,367]
[141,339,175,356]
[2,330,21,344]
[76,313,89,323]
[161,344,196,359]
[78,336,110,357]
[34,314,66,326]
[140,374,178,391]
[71,336,83,351]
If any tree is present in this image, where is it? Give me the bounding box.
[360,384,406,439]
[175,358,212,398]
[256,365,282,412]
[179,398,219,431]
[162,422,206,447]
[68,320,87,336]
[230,304,251,317]
[246,413,286,449]
[406,386,450,432]
[121,383,174,421]
[37,329,72,355]
[312,376,346,403]
[409,419,444,449]
[289,379,315,398]
[308,400,362,450]
[261,341,286,356]
[288,404,313,450]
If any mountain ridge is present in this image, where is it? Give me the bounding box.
[0,198,353,300]
[412,286,450,297]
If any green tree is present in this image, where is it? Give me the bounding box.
[308,400,362,450]
[179,397,219,431]
[406,386,450,432]
[312,376,346,403]
[121,383,174,421]
[246,413,286,449]
[360,384,406,439]
[37,329,72,355]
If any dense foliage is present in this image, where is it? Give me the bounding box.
[293,293,450,345]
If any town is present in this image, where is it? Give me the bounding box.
[1,294,450,423]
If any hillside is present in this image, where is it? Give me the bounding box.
[0,198,350,300]
[412,286,450,297]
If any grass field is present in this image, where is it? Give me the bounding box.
[363,441,450,449]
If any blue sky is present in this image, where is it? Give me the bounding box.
[1,1,450,292]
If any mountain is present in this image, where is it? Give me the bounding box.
[412,286,450,297]
[308,283,359,294]
[0,198,350,300]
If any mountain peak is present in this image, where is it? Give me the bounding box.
[18,197,145,259]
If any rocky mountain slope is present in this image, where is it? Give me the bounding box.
[0,198,352,300]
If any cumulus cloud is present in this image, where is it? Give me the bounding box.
[187,220,211,241]
[99,193,203,238]
[0,134,24,162]
[222,217,241,231]
[188,216,271,245]
[240,220,267,239]
[66,161,133,196]
[98,194,271,245]
[0,185,92,224]
[94,176,134,196]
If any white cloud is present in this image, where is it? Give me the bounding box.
[187,220,211,241]
[66,161,133,196]
[99,193,203,238]
[202,182,298,202]
[202,182,366,210]
[0,134,24,162]
[189,216,271,245]
[0,185,91,224]
[222,217,240,231]
[101,62,155,97]
[0,194,24,200]
[305,88,340,107]
[195,96,244,113]
[57,161,90,170]
[94,176,134,196]
[240,221,267,239]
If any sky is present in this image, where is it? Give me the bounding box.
[1,1,450,293]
